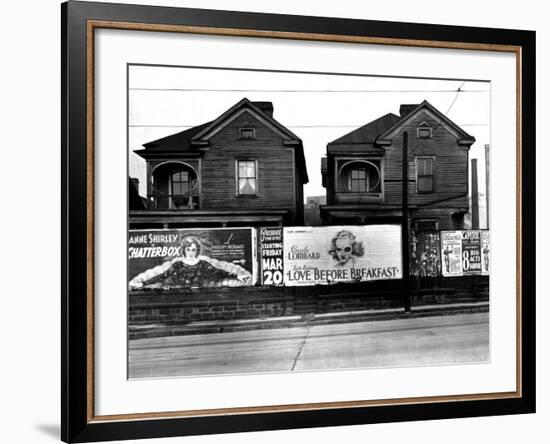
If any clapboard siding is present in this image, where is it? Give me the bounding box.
[411,207,466,231]
[322,104,472,229]
[382,111,469,209]
[201,112,298,220]
[137,100,306,225]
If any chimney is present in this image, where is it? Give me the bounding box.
[252,101,274,118]
[471,159,480,229]
[399,104,419,117]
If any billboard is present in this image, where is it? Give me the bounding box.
[410,231,441,277]
[480,230,491,275]
[441,230,490,277]
[441,231,464,276]
[461,230,482,274]
[259,227,284,286]
[282,225,402,286]
[128,228,257,289]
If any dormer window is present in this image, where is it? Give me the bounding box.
[239,126,256,140]
[417,122,432,139]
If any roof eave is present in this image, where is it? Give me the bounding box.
[458,138,476,147]
[378,100,476,142]
[283,140,301,146]
[133,149,203,159]
[190,98,301,144]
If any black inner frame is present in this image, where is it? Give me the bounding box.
[61,1,536,442]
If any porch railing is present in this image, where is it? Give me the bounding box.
[147,191,200,210]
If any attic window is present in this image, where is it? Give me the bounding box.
[417,123,432,139]
[240,127,256,140]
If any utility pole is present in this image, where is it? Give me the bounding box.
[471,159,480,229]
[485,144,490,229]
[402,131,411,312]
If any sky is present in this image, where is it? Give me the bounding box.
[128,65,490,224]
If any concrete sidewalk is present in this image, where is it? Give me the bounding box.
[129,312,490,378]
[129,300,489,339]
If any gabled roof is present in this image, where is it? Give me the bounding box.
[326,100,475,155]
[135,98,308,183]
[377,100,475,144]
[190,98,302,144]
[328,113,400,146]
[139,121,212,152]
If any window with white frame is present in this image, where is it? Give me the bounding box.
[237,160,257,195]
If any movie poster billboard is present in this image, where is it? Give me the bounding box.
[481,230,490,275]
[410,231,441,277]
[461,230,482,275]
[441,230,490,277]
[441,231,464,276]
[259,227,284,286]
[282,225,402,286]
[128,228,257,289]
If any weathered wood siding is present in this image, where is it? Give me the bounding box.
[383,110,469,209]
[323,109,470,229]
[326,156,336,205]
[295,159,304,225]
[410,207,467,231]
[201,112,300,222]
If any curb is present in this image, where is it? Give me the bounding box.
[130,301,489,340]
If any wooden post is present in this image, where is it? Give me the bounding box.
[402,131,411,312]
[471,159,480,229]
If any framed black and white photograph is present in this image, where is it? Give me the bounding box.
[61,1,536,442]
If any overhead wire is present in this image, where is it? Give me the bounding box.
[128,123,489,128]
[128,81,489,129]
[445,81,467,115]
[129,87,488,93]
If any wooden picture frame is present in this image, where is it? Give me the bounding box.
[61,1,536,442]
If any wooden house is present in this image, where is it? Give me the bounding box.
[320,100,475,230]
[130,98,308,228]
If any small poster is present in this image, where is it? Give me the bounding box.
[259,227,284,286]
[481,230,491,275]
[441,230,490,277]
[441,231,463,276]
[461,230,482,275]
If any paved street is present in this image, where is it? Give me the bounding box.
[129,312,489,378]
